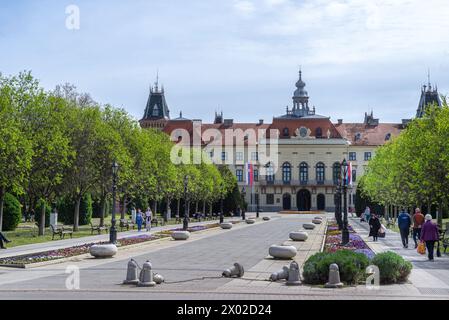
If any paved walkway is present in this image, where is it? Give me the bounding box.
[350,217,449,294]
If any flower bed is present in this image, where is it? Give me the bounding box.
[0,222,224,267]
[324,221,375,260]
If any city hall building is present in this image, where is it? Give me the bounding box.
[140,70,441,212]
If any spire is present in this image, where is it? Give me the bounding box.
[154,70,159,92]
[427,68,431,89]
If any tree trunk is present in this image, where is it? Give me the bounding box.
[153,201,157,215]
[39,201,46,236]
[209,202,212,214]
[74,195,81,232]
[0,187,5,232]
[202,200,206,214]
[100,193,106,227]
[165,197,170,222]
[195,201,199,214]
[121,195,126,220]
[177,198,180,217]
[438,201,443,227]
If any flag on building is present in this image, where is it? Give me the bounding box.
[246,162,254,186]
[347,161,353,186]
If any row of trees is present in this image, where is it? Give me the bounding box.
[361,100,449,225]
[0,72,242,234]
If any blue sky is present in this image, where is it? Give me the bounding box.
[1,0,449,123]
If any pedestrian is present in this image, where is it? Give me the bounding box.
[420,214,440,261]
[135,208,143,232]
[398,208,412,248]
[145,207,152,232]
[131,207,137,224]
[0,232,11,249]
[369,213,381,241]
[364,206,371,223]
[412,208,425,248]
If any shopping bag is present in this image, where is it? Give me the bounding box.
[378,225,386,238]
[417,241,426,255]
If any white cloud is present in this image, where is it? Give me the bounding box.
[233,0,256,17]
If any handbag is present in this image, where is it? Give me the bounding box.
[417,241,426,255]
[377,225,386,238]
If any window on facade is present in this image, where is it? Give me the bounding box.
[266,194,274,205]
[316,162,325,183]
[209,150,214,159]
[333,162,340,185]
[282,162,291,182]
[349,152,356,161]
[300,162,308,183]
[236,152,243,161]
[352,169,357,182]
[236,169,243,182]
[355,133,361,141]
[221,152,228,161]
[254,169,259,182]
[266,162,275,182]
[316,127,322,138]
[251,152,258,161]
[364,152,372,161]
[283,127,289,137]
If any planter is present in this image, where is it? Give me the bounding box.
[268,245,297,259]
[89,244,118,258]
[314,216,323,220]
[263,217,271,221]
[220,222,233,229]
[246,219,256,224]
[303,223,316,230]
[171,231,190,240]
[312,219,322,224]
[289,231,308,241]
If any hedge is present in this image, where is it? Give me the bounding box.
[371,251,412,284]
[2,193,21,231]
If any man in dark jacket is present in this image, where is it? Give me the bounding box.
[398,209,412,248]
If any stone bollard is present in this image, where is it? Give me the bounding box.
[137,260,156,287]
[324,263,343,288]
[222,262,245,278]
[270,266,289,281]
[123,259,139,285]
[153,273,165,284]
[286,261,301,286]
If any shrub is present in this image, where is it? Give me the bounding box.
[302,250,370,285]
[2,193,21,231]
[57,194,93,225]
[35,199,51,228]
[371,251,412,284]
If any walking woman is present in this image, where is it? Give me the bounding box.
[135,208,143,232]
[420,214,439,261]
[145,207,152,232]
[369,213,381,242]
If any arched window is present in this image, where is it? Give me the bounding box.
[333,162,340,185]
[316,162,325,184]
[282,162,291,183]
[315,127,322,138]
[300,162,308,184]
[265,162,274,182]
[283,127,289,137]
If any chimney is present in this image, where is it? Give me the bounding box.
[337,119,343,125]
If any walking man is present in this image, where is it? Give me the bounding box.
[412,208,425,248]
[398,208,412,248]
[0,232,11,249]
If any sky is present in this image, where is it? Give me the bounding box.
[1,0,449,123]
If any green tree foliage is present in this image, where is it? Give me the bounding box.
[2,193,22,231]
[57,194,93,226]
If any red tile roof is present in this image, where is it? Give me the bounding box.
[335,123,404,146]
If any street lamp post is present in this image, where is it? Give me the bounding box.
[220,197,224,224]
[335,167,343,230]
[341,159,350,245]
[183,175,189,231]
[256,190,260,218]
[241,187,246,220]
[109,161,119,244]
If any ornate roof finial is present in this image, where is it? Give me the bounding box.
[180,111,182,118]
[154,69,159,92]
[427,68,431,89]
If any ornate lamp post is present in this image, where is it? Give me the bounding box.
[183,175,189,231]
[220,197,224,224]
[241,186,246,220]
[335,164,343,230]
[256,189,260,218]
[109,161,119,244]
[341,159,350,245]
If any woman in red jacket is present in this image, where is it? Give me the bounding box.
[420,214,440,261]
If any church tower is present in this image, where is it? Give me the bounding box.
[416,71,442,118]
[139,75,170,130]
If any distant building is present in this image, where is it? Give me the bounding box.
[416,80,442,118]
[140,69,433,212]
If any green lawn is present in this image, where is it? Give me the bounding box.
[3,215,219,248]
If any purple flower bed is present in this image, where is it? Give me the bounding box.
[325,222,375,259]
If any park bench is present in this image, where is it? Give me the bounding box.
[90,222,108,235]
[50,224,73,240]
[119,219,135,231]
[175,215,182,223]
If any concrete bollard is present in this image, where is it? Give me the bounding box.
[123,259,139,285]
[153,273,165,284]
[137,260,156,287]
[325,263,343,288]
[286,261,301,286]
[222,262,245,278]
[270,266,289,281]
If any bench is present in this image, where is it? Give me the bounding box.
[90,222,108,235]
[119,219,135,231]
[50,224,73,240]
